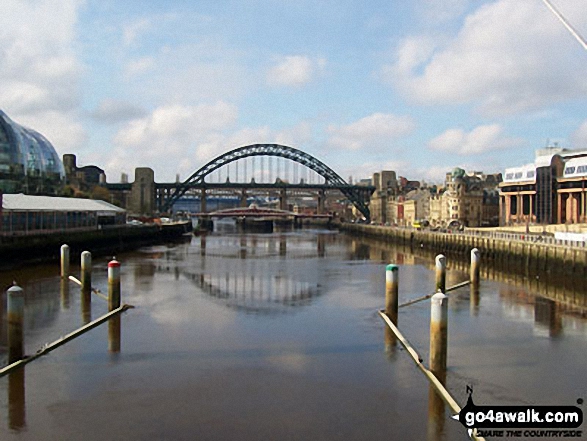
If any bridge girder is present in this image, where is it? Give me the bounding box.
[160,144,372,219]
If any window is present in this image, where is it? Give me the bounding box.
[526,171,535,179]
[565,166,576,175]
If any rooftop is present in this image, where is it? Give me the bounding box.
[2,194,125,213]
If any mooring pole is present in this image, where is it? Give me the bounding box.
[108,259,121,311]
[435,254,446,294]
[470,248,481,288]
[7,285,24,364]
[385,264,399,324]
[80,251,92,323]
[60,244,70,279]
[108,258,121,353]
[81,251,92,297]
[429,292,448,384]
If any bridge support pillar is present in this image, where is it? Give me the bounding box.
[240,190,248,208]
[279,188,287,211]
[317,189,325,215]
[200,188,207,213]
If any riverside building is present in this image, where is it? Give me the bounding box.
[0,110,65,194]
[499,147,587,225]
[0,193,126,234]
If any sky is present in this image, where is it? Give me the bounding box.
[1,0,586,184]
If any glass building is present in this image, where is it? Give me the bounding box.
[0,110,65,194]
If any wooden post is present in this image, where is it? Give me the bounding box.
[385,264,399,324]
[470,248,481,287]
[108,259,121,353]
[429,292,448,384]
[7,285,24,363]
[60,244,70,279]
[435,254,446,293]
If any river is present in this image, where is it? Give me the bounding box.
[0,227,586,440]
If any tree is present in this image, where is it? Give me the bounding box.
[90,185,112,203]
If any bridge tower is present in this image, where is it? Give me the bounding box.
[130,168,156,216]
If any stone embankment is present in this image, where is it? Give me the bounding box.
[340,223,587,278]
[0,222,192,267]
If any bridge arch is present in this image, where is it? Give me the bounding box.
[161,144,371,219]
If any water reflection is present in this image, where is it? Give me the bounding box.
[8,368,25,431]
[133,260,156,292]
[0,277,64,355]
[108,315,121,353]
[427,386,445,441]
[172,268,321,315]
[383,326,397,356]
[534,297,562,338]
[193,233,336,260]
[351,234,587,339]
[81,289,91,324]
[60,278,70,310]
[469,285,480,316]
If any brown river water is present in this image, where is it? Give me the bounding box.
[0,227,586,440]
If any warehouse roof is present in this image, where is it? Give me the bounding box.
[2,194,125,213]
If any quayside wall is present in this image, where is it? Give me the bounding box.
[340,224,587,279]
[0,223,191,267]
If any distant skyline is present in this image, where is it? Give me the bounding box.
[1,0,586,183]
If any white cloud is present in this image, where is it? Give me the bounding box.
[194,121,314,164]
[428,124,523,155]
[385,0,587,116]
[413,165,453,183]
[338,160,408,183]
[91,99,147,124]
[123,41,251,103]
[416,0,471,25]
[122,18,152,47]
[572,120,587,148]
[267,55,326,87]
[0,0,85,151]
[105,113,318,182]
[326,113,416,151]
[114,102,238,154]
[15,111,87,153]
[107,101,238,180]
[124,57,155,78]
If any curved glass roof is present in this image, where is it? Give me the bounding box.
[0,110,65,178]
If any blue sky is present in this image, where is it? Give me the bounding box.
[1,0,586,183]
